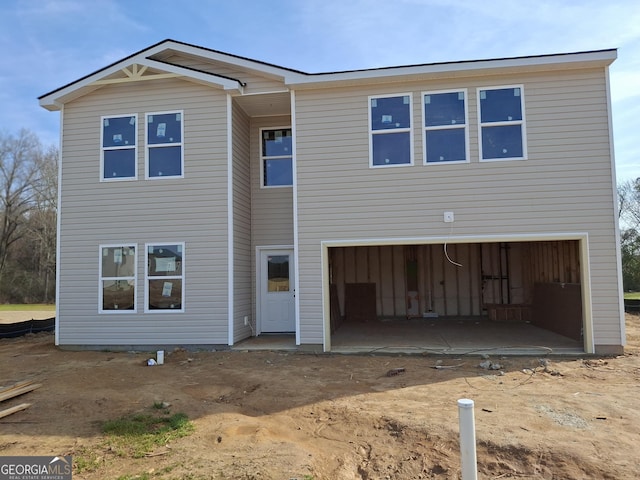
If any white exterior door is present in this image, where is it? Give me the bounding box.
[260,249,295,333]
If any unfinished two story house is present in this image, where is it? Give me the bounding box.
[39,40,624,354]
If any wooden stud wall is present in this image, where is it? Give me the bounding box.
[521,240,581,301]
[328,240,581,320]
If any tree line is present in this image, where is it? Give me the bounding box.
[0,127,639,303]
[618,178,640,292]
[0,129,57,303]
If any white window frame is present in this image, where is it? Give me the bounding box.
[99,244,137,314]
[477,85,527,162]
[260,126,293,188]
[100,114,138,182]
[145,110,185,179]
[368,93,414,168]
[144,242,185,313]
[422,89,470,165]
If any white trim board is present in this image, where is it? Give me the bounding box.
[227,94,234,346]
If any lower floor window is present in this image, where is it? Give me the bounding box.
[100,245,136,312]
[146,243,185,312]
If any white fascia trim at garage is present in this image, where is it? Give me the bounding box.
[320,232,593,354]
[227,94,234,346]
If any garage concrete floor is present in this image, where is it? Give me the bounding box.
[234,317,584,355]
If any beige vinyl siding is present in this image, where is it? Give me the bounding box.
[250,115,294,248]
[58,78,229,346]
[232,100,252,342]
[163,54,286,94]
[294,67,622,348]
[249,115,294,328]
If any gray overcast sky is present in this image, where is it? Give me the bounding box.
[1,0,638,180]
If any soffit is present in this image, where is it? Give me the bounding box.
[151,49,288,83]
[233,91,291,117]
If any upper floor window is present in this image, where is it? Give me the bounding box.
[478,86,526,161]
[99,245,137,313]
[101,115,137,180]
[145,243,184,312]
[423,90,469,164]
[146,111,183,178]
[261,128,293,187]
[369,94,413,167]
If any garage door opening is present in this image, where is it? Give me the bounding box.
[328,240,585,354]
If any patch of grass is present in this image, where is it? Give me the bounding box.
[624,292,640,300]
[74,446,103,473]
[116,474,151,480]
[102,406,194,458]
[0,304,55,311]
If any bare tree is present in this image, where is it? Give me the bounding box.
[0,129,58,301]
[618,177,640,226]
[618,178,640,292]
[26,144,58,302]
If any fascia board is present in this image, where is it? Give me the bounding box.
[138,58,242,90]
[149,40,306,82]
[286,49,618,88]
[39,51,151,110]
[39,52,243,110]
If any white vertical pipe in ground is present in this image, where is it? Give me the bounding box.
[458,398,478,480]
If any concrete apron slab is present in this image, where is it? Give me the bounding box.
[235,318,583,356]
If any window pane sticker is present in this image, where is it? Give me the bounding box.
[148,113,182,144]
[424,92,465,127]
[103,115,135,148]
[480,88,522,123]
[371,96,410,130]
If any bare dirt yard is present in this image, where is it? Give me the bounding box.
[1,314,639,479]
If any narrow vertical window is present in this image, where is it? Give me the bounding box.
[146,111,184,178]
[478,86,526,161]
[369,94,413,167]
[261,128,293,187]
[146,243,184,312]
[99,245,136,312]
[101,115,137,180]
[423,90,469,164]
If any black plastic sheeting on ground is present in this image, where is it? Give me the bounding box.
[0,318,55,338]
[625,299,640,314]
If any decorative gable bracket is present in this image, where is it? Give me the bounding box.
[39,53,244,111]
[91,63,180,86]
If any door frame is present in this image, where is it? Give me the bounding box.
[256,245,296,335]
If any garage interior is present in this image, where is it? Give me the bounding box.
[328,241,585,354]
